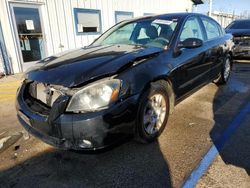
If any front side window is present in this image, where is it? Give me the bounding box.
[201,17,221,40]
[93,18,179,49]
[74,8,102,34]
[180,17,204,41]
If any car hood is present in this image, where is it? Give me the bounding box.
[226,29,250,36]
[25,45,163,87]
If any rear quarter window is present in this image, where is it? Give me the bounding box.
[201,17,221,40]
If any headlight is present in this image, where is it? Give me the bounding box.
[66,79,121,112]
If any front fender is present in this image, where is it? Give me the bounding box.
[117,52,173,96]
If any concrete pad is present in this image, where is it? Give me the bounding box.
[197,116,250,188]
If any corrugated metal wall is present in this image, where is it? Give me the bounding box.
[42,0,193,55]
[0,0,193,73]
[211,12,243,28]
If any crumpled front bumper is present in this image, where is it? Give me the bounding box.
[233,45,250,59]
[16,81,139,151]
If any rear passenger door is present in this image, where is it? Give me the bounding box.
[200,16,224,80]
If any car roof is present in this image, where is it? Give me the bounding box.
[152,12,205,18]
[232,19,250,22]
[129,12,207,22]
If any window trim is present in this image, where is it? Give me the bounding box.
[73,8,102,35]
[114,11,134,24]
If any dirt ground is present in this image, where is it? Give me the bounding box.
[0,64,249,188]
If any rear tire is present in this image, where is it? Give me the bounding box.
[214,55,232,85]
[135,80,170,143]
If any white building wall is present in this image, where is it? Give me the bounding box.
[211,12,244,28]
[0,0,193,73]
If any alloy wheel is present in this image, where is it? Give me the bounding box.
[143,94,167,135]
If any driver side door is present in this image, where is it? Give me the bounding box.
[172,16,211,99]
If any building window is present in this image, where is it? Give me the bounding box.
[115,11,134,23]
[144,13,154,16]
[74,8,102,34]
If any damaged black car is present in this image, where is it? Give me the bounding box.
[16,13,233,151]
[226,19,250,59]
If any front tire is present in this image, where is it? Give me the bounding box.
[214,55,232,85]
[135,80,170,143]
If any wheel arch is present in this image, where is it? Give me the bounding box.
[140,76,175,115]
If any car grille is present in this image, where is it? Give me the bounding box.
[28,82,62,107]
[234,35,250,46]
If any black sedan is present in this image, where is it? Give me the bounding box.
[226,19,250,59]
[16,13,233,151]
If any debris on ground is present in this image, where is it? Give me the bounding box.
[189,122,196,126]
[0,72,5,79]
[14,145,20,151]
[0,132,22,153]
[22,130,30,140]
[12,152,18,159]
[0,136,11,150]
[0,131,7,136]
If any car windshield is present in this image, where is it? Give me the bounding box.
[92,18,178,49]
[226,20,250,29]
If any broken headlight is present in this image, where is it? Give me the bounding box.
[66,79,121,112]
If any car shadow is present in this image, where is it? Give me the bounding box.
[210,62,250,175]
[0,140,172,187]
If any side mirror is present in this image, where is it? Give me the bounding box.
[178,38,203,49]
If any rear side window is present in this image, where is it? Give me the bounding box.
[180,17,204,41]
[201,17,221,40]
